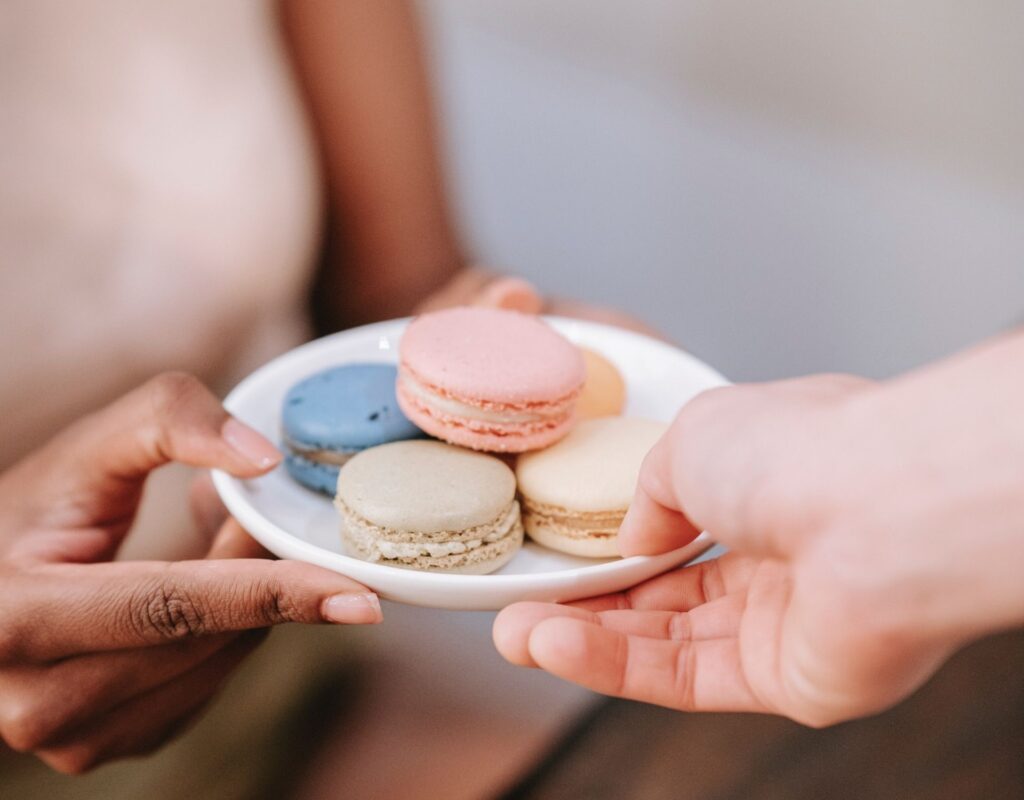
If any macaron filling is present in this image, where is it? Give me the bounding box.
[282,433,359,467]
[337,497,523,565]
[520,497,625,540]
[397,370,579,435]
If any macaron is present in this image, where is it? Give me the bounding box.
[335,440,523,573]
[515,417,667,557]
[578,348,627,419]
[396,307,586,453]
[282,363,424,494]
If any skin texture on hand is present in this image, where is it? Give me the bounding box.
[495,331,1024,727]
[0,373,381,774]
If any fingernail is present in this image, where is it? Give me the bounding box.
[222,418,281,468]
[322,593,382,624]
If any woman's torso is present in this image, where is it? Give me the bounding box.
[0,0,320,466]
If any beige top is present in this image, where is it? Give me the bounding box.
[337,441,517,533]
[516,418,667,512]
[0,0,320,468]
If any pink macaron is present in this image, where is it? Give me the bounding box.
[397,307,586,452]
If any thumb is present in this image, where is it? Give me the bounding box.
[618,434,701,557]
[618,385,756,558]
[619,376,876,559]
[12,373,280,531]
[68,372,280,482]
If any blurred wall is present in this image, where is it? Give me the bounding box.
[420,0,1024,381]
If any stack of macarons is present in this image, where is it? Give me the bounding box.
[280,306,664,574]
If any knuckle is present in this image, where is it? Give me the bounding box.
[1,698,57,753]
[128,577,210,641]
[146,368,203,405]
[697,560,726,604]
[637,449,671,499]
[245,568,301,625]
[676,385,732,427]
[140,372,220,461]
[666,612,691,642]
[672,643,699,710]
[145,371,206,414]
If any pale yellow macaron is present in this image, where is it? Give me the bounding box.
[577,349,626,419]
[515,417,666,557]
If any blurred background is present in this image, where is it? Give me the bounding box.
[425,0,1024,380]
[1,1,1022,798]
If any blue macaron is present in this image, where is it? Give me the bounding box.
[282,363,425,494]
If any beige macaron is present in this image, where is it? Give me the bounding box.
[335,440,523,574]
[515,417,666,557]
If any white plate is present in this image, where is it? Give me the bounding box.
[213,317,727,611]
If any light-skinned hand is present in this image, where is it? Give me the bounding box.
[495,332,1024,726]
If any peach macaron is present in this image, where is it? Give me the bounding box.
[396,307,586,452]
[577,348,627,419]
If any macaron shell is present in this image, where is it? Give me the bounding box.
[399,307,585,405]
[336,440,516,533]
[516,418,668,512]
[284,454,341,495]
[282,363,422,451]
[578,349,627,419]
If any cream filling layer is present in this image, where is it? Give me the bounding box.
[284,434,357,466]
[399,373,567,424]
[338,500,521,561]
[520,498,625,539]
